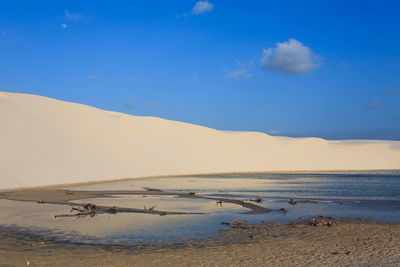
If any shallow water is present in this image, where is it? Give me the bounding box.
[1,171,399,245]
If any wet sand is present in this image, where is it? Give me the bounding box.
[0,218,399,267]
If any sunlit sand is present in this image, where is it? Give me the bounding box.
[1,91,399,190]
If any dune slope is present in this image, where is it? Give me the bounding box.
[1,91,399,190]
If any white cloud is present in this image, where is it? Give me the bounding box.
[192,1,214,15]
[224,60,253,79]
[261,38,322,75]
[226,69,252,79]
[65,10,83,20]
[61,24,67,28]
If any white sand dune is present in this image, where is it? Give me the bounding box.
[1,91,399,190]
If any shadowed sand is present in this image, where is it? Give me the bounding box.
[0,218,398,267]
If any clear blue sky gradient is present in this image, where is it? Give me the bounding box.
[1,1,399,140]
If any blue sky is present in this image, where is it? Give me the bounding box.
[1,0,399,140]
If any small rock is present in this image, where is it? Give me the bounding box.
[279,208,288,213]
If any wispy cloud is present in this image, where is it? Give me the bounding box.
[186,73,197,82]
[147,100,160,108]
[224,60,253,79]
[86,75,98,80]
[192,1,214,15]
[0,29,19,45]
[366,98,382,109]
[339,60,350,72]
[130,77,142,83]
[261,38,322,75]
[61,24,67,29]
[176,13,189,19]
[65,10,83,20]
[267,130,281,135]
[124,98,135,110]
[385,85,397,96]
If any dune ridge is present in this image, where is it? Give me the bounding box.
[1,91,399,190]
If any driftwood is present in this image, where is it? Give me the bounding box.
[54,202,197,218]
[249,198,262,203]
[289,198,318,205]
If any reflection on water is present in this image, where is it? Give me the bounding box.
[1,171,399,245]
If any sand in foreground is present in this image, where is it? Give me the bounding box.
[1,219,399,267]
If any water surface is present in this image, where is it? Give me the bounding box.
[1,171,399,245]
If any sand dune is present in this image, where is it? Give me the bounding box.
[1,91,399,190]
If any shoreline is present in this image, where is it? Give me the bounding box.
[1,217,399,266]
[1,169,399,193]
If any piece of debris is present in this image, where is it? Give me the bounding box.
[188,192,196,195]
[65,191,73,195]
[148,205,156,211]
[216,200,223,207]
[310,216,337,227]
[289,198,297,205]
[221,220,251,229]
[279,208,288,213]
[36,200,46,204]
[59,203,98,218]
[109,206,118,214]
[249,198,262,203]
[144,188,163,192]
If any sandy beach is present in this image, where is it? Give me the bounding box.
[0,218,398,267]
